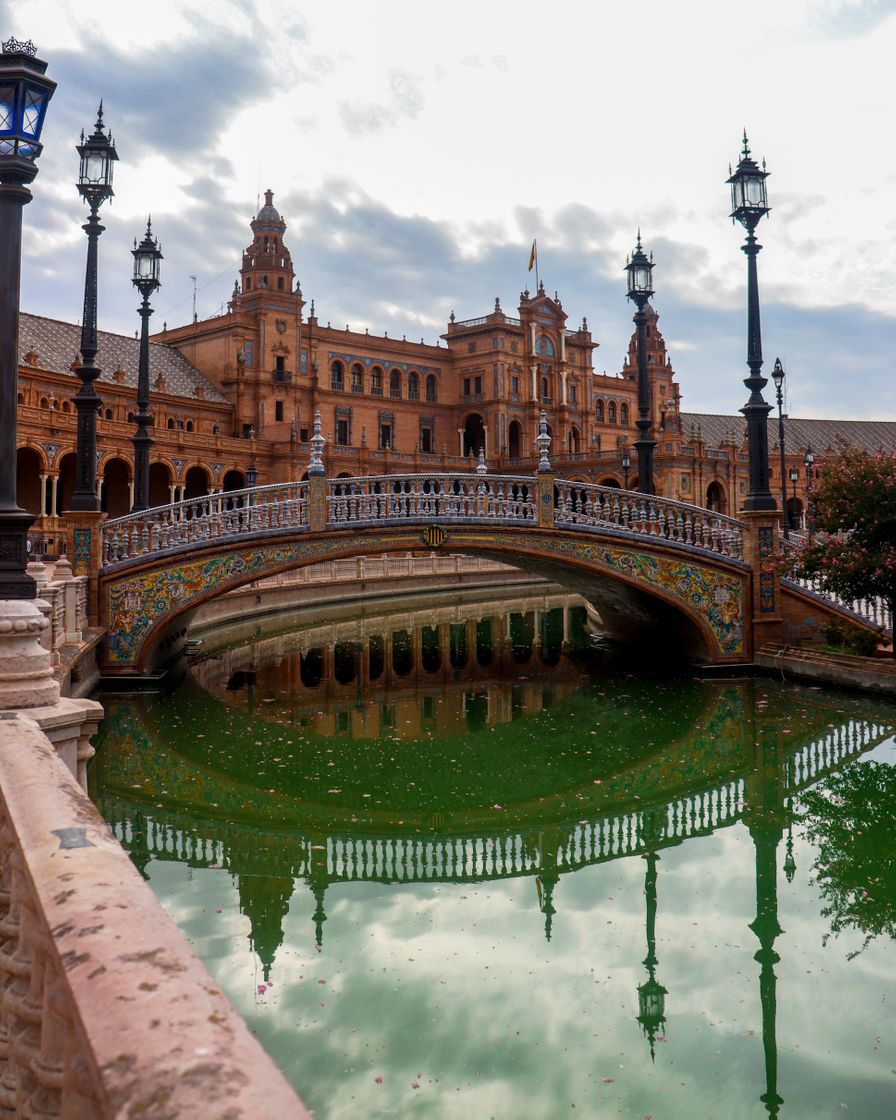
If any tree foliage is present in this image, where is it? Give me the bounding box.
[800,760,896,958]
[786,447,896,651]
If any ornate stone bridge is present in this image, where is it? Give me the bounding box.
[93,456,890,677]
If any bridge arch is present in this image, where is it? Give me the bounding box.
[101,520,747,676]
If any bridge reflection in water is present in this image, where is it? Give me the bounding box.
[91,596,894,1119]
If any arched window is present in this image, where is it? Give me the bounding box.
[595,399,604,423]
[426,374,437,402]
[408,371,419,400]
[371,366,383,395]
[541,376,549,400]
[277,277,284,290]
[17,392,24,405]
[331,360,344,390]
[608,401,617,424]
[39,397,48,409]
[104,407,113,420]
[61,401,71,413]
[186,420,194,432]
[535,335,555,357]
[167,418,175,429]
[351,363,363,393]
[390,368,402,398]
[620,402,629,426]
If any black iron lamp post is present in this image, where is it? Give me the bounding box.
[770,358,788,539]
[728,133,775,512]
[621,449,631,490]
[130,218,162,512]
[70,101,118,511]
[0,38,55,598]
[625,232,656,495]
[788,467,799,531]
[246,428,258,487]
[804,446,815,538]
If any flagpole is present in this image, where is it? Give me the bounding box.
[535,243,539,291]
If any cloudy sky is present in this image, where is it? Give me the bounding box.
[7,0,896,419]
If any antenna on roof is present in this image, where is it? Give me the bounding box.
[190,275,197,323]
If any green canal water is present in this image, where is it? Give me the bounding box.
[90,595,896,1120]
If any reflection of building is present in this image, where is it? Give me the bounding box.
[194,599,592,741]
[17,192,896,553]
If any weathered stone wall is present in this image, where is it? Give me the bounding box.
[0,714,310,1118]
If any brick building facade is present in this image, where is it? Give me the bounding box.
[15,191,896,554]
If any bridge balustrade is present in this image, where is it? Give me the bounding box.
[782,576,893,637]
[102,481,308,564]
[100,468,749,571]
[554,480,745,560]
[327,473,537,525]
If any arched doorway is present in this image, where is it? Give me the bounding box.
[706,481,726,514]
[598,476,621,488]
[567,427,581,455]
[462,414,485,457]
[101,457,131,519]
[786,497,803,531]
[222,469,246,492]
[508,420,523,459]
[16,447,42,517]
[149,462,172,508]
[184,465,210,500]
[57,452,76,514]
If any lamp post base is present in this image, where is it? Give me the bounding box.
[0,509,36,598]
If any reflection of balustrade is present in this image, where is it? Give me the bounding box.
[784,719,888,792]
[782,576,893,637]
[100,712,889,892]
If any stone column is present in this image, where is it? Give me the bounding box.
[39,474,47,517]
[128,480,134,509]
[739,510,783,656]
[49,475,58,518]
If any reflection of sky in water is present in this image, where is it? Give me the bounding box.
[91,603,896,1120]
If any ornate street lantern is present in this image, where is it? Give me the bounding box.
[625,232,656,494]
[0,39,55,600]
[0,38,55,172]
[130,219,163,512]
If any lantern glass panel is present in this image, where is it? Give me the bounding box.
[135,253,154,279]
[744,176,765,206]
[0,84,15,132]
[81,149,107,185]
[22,86,48,139]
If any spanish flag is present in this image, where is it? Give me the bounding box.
[528,239,537,272]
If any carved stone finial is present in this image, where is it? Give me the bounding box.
[308,410,326,475]
[536,410,552,472]
[476,448,487,475]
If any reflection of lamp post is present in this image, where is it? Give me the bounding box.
[130,218,162,512]
[625,233,656,495]
[788,467,799,532]
[636,851,667,1060]
[727,133,775,511]
[621,450,631,490]
[70,101,118,510]
[770,358,788,540]
[0,39,56,599]
[804,445,815,539]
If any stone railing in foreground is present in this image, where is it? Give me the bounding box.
[0,715,309,1119]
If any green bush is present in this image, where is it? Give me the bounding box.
[822,618,880,657]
